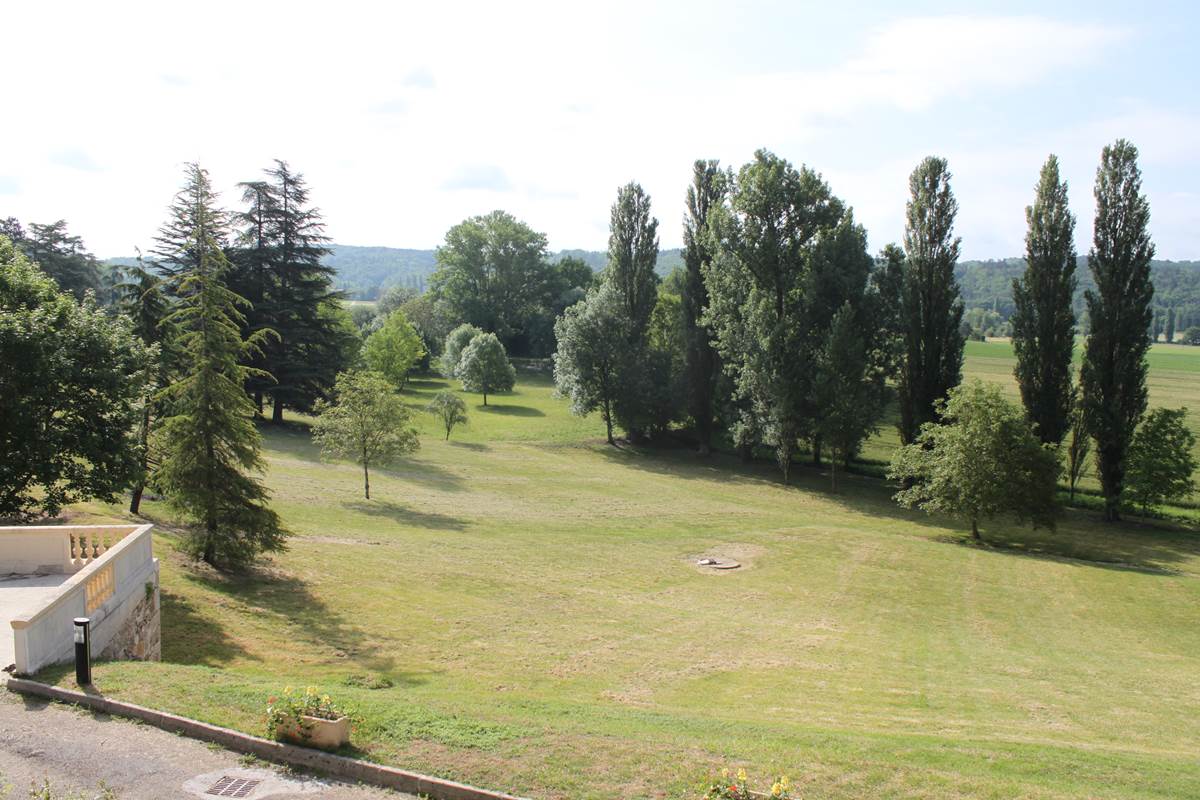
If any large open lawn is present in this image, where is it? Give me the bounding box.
[54,346,1200,799]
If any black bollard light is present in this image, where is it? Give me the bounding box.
[73,617,91,686]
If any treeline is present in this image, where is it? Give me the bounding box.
[957,256,1200,338]
[549,142,1196,530]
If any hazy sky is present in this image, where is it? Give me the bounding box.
[2,0,1197,259]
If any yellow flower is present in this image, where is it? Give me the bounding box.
[306,686,317,696]
[780,775,790,790]
[283,686,293,695]
[771,782,783,797]
[737,768,748,783]
[321,695,331,704]
[720,768,730,779]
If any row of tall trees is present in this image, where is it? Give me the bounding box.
[554,140,1190,524]
[555,150,963,489]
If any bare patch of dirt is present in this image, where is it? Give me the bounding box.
[687,542,766,573]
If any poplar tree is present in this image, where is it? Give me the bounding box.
[897,157,965,444]
[1081,140,1156,521]
[154,164,285,568]
[604,182,660,438]
[1012,155,1077,445]
[1166,307,1176,343]
[681,161,726,453]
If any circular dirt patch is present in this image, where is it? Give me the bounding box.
[696,557,741,570]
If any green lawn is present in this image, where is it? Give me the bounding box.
[52,353,1200,799]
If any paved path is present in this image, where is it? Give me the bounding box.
[0,687,413,800]
[0,574,69,671]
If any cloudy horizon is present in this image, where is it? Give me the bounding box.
[2,0,1197,260]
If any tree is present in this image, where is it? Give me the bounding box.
[17,220,102,300]
[1065,390,1091,503]
[426,391,469,441]
[1166,307,1176,343]
[362,310,425,391]
[888,380,1060,540]
[1125,408,1196,513]
[703,149,850,481]
[458,333,516,405]
[1012,155,1077,445]
[0,235,148,520]
[430,211,554,352]
[604,182,661,439]
[815,303,887,491]
[681,160,726,453]
[1080,140,1156,521]
[311,370,419,499]
[440,323,484,377]
[1182,326,1200,346]
[231,161,343,423]
[897,157,966,444]
[553,285,629,445]
[117,255,175,515]
[153,164,285,569]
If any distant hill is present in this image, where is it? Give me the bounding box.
[104,247,1199,328]
[109,245,685,300]
[956,258,1200,326]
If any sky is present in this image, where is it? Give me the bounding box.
[1,0,1198,260]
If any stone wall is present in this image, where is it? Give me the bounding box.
[100,577,161,662]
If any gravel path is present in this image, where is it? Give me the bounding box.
[0,687,412,800]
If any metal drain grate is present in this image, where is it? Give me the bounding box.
[205,777,261,798]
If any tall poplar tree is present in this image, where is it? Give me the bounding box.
[1081,140,1156,521]
[681,160,726,453]
[604,182,660,438]
[154,164,285,568]
[1012,155,1077,445]
[897,156,965,444]
[1166,307,1176,343]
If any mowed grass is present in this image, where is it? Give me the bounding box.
[52,355,1200,799]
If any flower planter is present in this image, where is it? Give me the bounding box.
[274,713,350,749]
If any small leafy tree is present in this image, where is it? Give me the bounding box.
[1125,407,1197,513]
[888,380,1060,540]
[311,370,420,499]
[458,333,516,405]
[1182,326,1200,346]
[553,285,630,445]
[427,391,469,440]
[440,323,483,377]
[1065,391,1091,503]
[362,310,425,391]
[0,236,149,520]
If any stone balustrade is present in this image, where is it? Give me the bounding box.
[3,524,160,676]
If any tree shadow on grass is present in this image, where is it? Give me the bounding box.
[595,440,1200,576]
[447,440,489,452]
[477,403,544,417]
[341,499,468,531]
[160,587,252,667]
[180,564,430,686]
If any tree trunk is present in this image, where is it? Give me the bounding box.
[971,517,981,541]
[812,436,822,466]
[603,401,614,445]
[363,463,370,500]
[830,461,838,493]
[483,391,488,406]
[254,391,263,415]
[272,396,284,424]
[129,483,145,515]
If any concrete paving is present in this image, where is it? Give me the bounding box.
[0,574,70,671]
[0,688,413,799]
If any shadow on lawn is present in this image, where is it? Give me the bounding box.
[179,565,416,682]
[597,441,1200,576]
[342,499,468,531]
[477,402,544,417]
[160,587,252,666]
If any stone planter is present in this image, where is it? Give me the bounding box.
[274,713,350,749]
